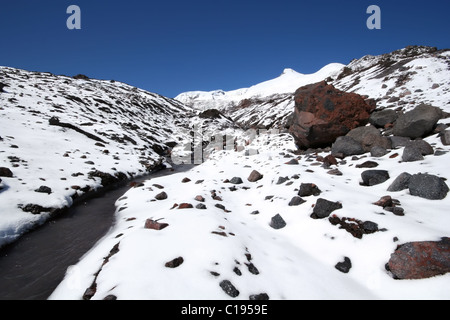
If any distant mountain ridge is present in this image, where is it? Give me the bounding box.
[176,46,450,131]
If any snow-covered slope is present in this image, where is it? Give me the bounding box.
[333,46,450,112]
[50,132,450,300]
[0,67,202,248]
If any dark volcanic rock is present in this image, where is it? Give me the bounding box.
[0,167,13,178]
[335,257,352,273]
[331,136,364,157]
[288,196,306,206]
[408,173,449,200]
[393,104,442,139]
[35,186,52,194]
[311,198,342,219]
[298,183,321,197]
[249,293,270,300]
[388,172,412,192]
[155,191,168,200]
[230,177,243,184]
[387,238,450,279]
[165,257,184,268]
[270,214,287,229]
[369,109,398,128]
[345,125,391,153]
[220,280,240,298]
[402,144,424,162]
[361,170,390,186]
[289,81,375,149]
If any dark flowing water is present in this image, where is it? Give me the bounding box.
[0,165,194,300]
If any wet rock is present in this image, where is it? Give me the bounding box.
[248,170,263,182]
[408,173,449,200]
[361,170,390,186]
[0,167,13,178]
[387,238,450,279]
[288,196,306,206]
[21,204,52,215]
[289,81,375,149]
[298,183,321,197]
[393,104,443,139]
[335,257,352,273]
[165,257,184,268]
[311,198,342,219]
[35,186,52,194]
[270,214,287,229]
[219,280,240,298]
[387,172,412,192]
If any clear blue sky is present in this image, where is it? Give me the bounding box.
[1,0,449,98]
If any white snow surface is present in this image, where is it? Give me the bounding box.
[50,133,450,300]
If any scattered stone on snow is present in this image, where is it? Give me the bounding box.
[165,257,184,268]
[298,183,321,197]
[154,191,168,200]
[144,219,169,230]
[288,196,306,206]
[328,215,379,238]
[178,203,194,209]
[360,170,390,186]
[311,198,342,219]
[387,172,412,192]
[248,170,263,182]
[408,173,449,200]
[387,238,450,279]
[229,177,243,184]
[335,257,352,273]
[34,185,52,194]
[219,280,240,298]
[249,293,270,300]
[0,167,13,178]
[270,214,287,229]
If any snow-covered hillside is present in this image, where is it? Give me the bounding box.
[0,67,225,248]
[50,130,450,300]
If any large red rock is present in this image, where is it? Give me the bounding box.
[289,81,375,149]
[387,238,450,279]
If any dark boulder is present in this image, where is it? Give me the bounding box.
[387,238,450,279]
[220,280,240,298]
[298,183,321,197]
[331,136,364,157]
[369,109,398,128]
[0,167,13,178]
[311,198,342,219]
[361,170,390,186]
[387,172,412,192]
[35,186,52,194]
[393,104,442,139]
[346,125,391,153]
[270,214,287,229]
[408,173,449,200]
[289,81,375,149]
[288,196,306,206]
[230,177,243,184]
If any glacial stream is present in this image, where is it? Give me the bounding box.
[0,165,193,300]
